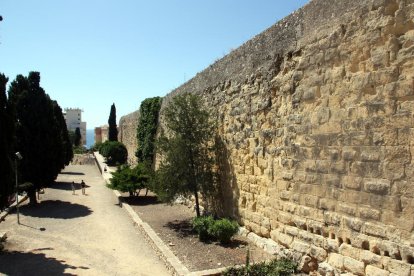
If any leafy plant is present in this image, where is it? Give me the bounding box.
[99,141,127,165]
[223,258,297,276]
[107,163,151,196]
[192,215,215,241]
[209,218,239,244]
[154,93,216,217]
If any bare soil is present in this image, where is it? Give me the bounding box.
[124,193,273,272]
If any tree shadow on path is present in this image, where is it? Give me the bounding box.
[19,200,92,219]
[124,195,162,206]
[0,249,89,275]
[48,181,90,191]
[60,171,85,176]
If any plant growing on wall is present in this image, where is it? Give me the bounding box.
[153,93,215,217]
[135,97,162,165]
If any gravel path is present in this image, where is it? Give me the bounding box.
[0,163,169,276]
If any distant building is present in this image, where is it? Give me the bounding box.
[64,108,86,146]
[94,124,109,144]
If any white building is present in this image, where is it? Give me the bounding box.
[64,108,87,146]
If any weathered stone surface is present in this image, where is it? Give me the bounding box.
[118,110,139,165]
[366,265,390,276]
[119,0,414,274]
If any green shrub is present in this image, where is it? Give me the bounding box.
[209,218,239,244]
[73,146,87,154]
[90,142,103,152]
[224,258,297,276]
[192,216,215,241]
[99,141,127,165]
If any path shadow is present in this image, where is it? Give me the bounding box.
[123,195,162,206]
[19,200,92,219]
[0,250,89,275]
[60,172,85,176]
[164,219,195,238]
[48,182,90,191]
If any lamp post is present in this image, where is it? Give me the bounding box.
[15,152,22,224]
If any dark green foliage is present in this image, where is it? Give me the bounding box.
[223,258,297,276]
[107,163,151,196]
[192,215,215,241]
[99,141,127,165]
[74,127,81,147]
[136,97,162,165]
[90,142,103,152]
[73,146,87,154]
[51,101,73,165]
[0,73,14,210]
[192,216,239,243]
[8,72,70,204]
[154,93,215,217]
[108,103,118,141]
[209,218,239,244]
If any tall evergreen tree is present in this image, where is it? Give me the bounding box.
[52,101,73,166]
[0,73,14,210]
[74,127,81,147]
[8,72,69,204]
[108,103,118,141]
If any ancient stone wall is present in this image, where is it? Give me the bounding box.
[160,0,414,274]
[120,0,414,274]
[118,110,139,165]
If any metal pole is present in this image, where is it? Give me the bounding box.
[15,157,20,224]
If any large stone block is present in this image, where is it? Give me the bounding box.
[343,256,365,276]
[366,265,390,276]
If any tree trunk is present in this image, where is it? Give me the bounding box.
[194,189,201,217]
[145,188,149,196]
[28,188,37,205]
[129,190,133,196]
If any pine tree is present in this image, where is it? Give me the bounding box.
[108,103,118,141]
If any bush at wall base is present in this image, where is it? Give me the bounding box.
[223,258,297,276]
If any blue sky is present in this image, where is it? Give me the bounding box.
[1,1,309,129]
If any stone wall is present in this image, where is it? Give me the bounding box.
[121,0,414,274]
[118,110,139,165]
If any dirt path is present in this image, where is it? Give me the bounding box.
[0,164,169,276]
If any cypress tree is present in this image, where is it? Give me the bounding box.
[74,127,81,147]
[8,72,69,204]
[0,73,14,210]
[108,103,118,141]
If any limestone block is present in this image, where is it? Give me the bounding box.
[359,207,381,221]
[291,240,310,254]
[324,238,339,253]
[339,243,361,260]
[311,245,328,261]
[363,179,391,195]
[318,261,336,276]
[263,238,285,255]
[343,176,362,190]
[328,253,345,271]
[384,258,411,276]
[360,250,382,268]
[366,265,390,276]
[343,256,365,276]
[363,222,387,238]
[285,225,299,237]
